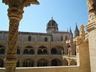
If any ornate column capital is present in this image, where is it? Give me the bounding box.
[2,0,39,21]
[2,0,39,6]
[86,0,96,32]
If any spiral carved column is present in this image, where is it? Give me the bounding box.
[5,7,24,72]
[2,0,39,72]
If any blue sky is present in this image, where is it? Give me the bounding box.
[0,0,88,33]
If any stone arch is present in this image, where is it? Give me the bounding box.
[63,59,68,66]
[51,46,64,55]
[70,60,77,65]
[23,46,35,54]
[51,58,62,66]
[45,37,48,42]
[28,36,31,41]
[30,49,35,54]
[0,45,5,54]
[23,59,34,67]
[38,46,48,54]
[37,59,48,67]
[0,59,4,67]
[23,49,28,54]
[56,46,64,55]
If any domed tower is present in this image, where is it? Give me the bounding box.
[46,17,58,33]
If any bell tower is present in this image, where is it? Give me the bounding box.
[74,24,80,37]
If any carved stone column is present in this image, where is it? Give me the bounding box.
[2,0,39,72]
[86,0,96,72]
[5,12,23,72]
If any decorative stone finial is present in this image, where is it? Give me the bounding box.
[51,17,53,20]
[80,24,85,40]
[76,24,85,45]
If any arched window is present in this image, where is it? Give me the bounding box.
[23,49,28,54]
[0,59,4,67]
[30,49,35,54]
[51,59,62,66]
[38,50,42,54]
[37,59,48,67]
[28,36,31,41]
[0,45,5,54]
[23,46,35,55]
[0,49,5,54]
[55,46,64,55]
[52,23,54,26]
[70,60,77,65]
[63,59,68,66]
[45,37,48,42]
[38,46,48,54]
[43,49,48,54]
[65,36,68,40]
[51,36,53,41]
[61,36,63,41]
[51,48,58,54]
[23,59,34,67]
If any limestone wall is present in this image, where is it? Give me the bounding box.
[0,39,91,72]
[88,29,96,72]
[78,41,90,72]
